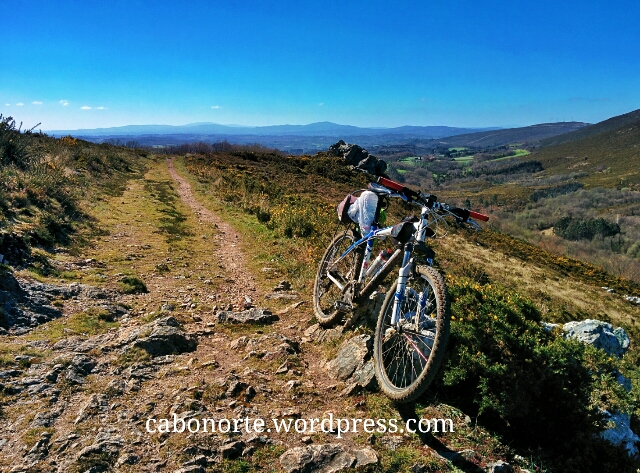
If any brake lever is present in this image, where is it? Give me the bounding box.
[459,219,481,231]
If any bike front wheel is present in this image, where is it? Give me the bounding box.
[373,265,450,403]
[313,230,363,326]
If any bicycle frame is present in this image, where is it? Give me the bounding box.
[327,202,438,326]
[325,224,394,292]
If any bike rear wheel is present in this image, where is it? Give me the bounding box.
[313,230,363,326]
[373,265,449,403]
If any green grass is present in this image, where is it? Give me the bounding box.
[396,157,422,166]
[452,155,474,162]
[0,343,49,368]
[0,115,148,261]
[25,309,119,342]
[22,427,55,449]
[492,149,531,161]
[451,149,530,163]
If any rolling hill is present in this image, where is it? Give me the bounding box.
[532,111,640,189]
[44,121,596,154]
[431,121,589,148]
[541,108,640,147]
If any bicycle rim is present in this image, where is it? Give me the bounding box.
[313,231,361,325]
[374,266,449,402]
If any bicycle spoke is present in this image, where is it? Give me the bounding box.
[313,230,369,327]
[403,333,429,363]
[377,271,443,390]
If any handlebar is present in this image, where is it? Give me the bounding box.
[375,176,489,223]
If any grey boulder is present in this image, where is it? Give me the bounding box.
[326,334,376,391]
[131,316,197,357]
[562,319,630,357]
[280,444,377,473]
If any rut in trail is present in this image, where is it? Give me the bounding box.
[167,157,259,303]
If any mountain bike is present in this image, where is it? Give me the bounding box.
[313,177,488,402]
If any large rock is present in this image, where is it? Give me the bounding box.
[601,410,640,456]
[215,308,278,325]
[356,154,387,175]
[129,316,197,357]
[328,140,387,176]
[0,271,117,331]
[563,319,630,357]
[326,335,376,390]
[280,444,377,473]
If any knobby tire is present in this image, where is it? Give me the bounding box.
[373,265,450,403]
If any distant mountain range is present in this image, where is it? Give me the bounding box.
[46,121,596,154]
[46,121,497,139]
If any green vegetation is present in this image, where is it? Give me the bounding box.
[491,148,530,161]
[554,216,620,241]
[117,275,148,294]
[115,346,152,367]
[183,149,369,281]
[22,427,55,449]
[438,277,635,472]
[0,115,147,264]
[0,343,48,369]
[25,308,119,342]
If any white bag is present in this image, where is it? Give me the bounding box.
[347,190,378,234]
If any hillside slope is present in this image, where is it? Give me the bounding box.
[533,118,640,189]
[541,108,640,147]
[432,122,589,148]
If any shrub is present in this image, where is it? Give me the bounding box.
[529,182,584,202]
[0,116,36,169]
[118,276,148,294]
[437,278,635,471]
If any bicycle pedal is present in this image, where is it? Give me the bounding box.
[334,301,353,312]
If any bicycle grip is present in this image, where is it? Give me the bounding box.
[377,177,405,192]
[469,210,489,221]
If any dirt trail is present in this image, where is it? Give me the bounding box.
[167,157,259,303]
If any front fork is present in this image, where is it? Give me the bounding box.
[390,242,433,326]
[390,243,413,325]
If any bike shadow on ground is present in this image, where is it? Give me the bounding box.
[395,403,485,473]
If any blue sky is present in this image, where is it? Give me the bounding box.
[2,0,639,130]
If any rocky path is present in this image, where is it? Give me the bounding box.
[167,157,259,305]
